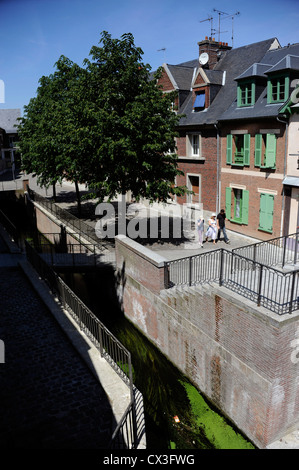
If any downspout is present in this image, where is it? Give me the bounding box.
[277,114,289,237]
[214,121,220,214]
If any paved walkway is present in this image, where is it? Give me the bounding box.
[0,223,138,450]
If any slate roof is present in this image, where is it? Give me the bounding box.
[0,109,21,133]
[177,38,278,126]
[235,63,271,80]
[166,64,194,90]
[220,43,299,122]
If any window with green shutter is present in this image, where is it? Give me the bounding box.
[254,133,276,169]
[237,80,255,107]
[226,133,251,166]
[267,74,289,104]
[225,187,249,225]
[259,193,274,233]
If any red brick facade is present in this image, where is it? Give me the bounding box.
[220,120,287,240]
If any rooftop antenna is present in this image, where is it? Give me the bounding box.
[157,47,166,62]
[199,16,216,38]
[222,11,240,47]
[213,8,228,42]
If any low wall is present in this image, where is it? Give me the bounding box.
[26,195,89,248]
[115,235,299,448]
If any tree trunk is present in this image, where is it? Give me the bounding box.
[75,180,81,218]
[52,183,56,201]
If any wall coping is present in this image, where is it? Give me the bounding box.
[115,234,167,268]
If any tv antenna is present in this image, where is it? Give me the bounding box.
[157,47,166,62]
[213,9,228,42]
[199,16,216,38]
[221,11,240,47]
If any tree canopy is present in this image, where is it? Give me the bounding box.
[18,31,188,204]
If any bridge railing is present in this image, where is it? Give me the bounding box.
[165,248,299,315]
[24,239,138,448]
[232,232,299,268]
[27,187,101,245]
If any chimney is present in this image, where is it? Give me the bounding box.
[198,38,231,69]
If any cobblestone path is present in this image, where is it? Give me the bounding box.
[0,267,115,449]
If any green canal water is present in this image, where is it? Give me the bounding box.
[61,269,255,450]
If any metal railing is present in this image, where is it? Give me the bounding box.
[164,248,299,315]
[0,209,20,247]
[27,233,114,268]
[232,232,299,269]
[24,239,138,448]
[27,187,100,245]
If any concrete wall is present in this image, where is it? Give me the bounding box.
[115,235,299,448]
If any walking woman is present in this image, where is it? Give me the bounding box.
[205,213,217,244]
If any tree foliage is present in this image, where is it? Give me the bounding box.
[18,31,188,204]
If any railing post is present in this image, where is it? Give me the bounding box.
[294,233,299,266]
[282,236,287,268]
[98,323,104,356]
[189,256,192,286]
[219,249,224,286]
[257,264,263,307]
[164,262,169,289]
[253,244,257,271]
[289,271,297,314]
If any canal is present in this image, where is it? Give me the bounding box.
[1,196,255,449]
[60,268,255,450]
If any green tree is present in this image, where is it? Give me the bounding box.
[18,31,188,207]
[83,31,187,203]
[18,56,88,212]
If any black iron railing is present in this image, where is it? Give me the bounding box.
[27,187,100,245]
[27,233,114,268]
[164,248,299,315]
[25,240,138,448]
[0,209,19,247]
[232,232,299,269]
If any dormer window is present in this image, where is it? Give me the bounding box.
[193,92,205,111]
[267,74,289,103]
[237,80,255,107]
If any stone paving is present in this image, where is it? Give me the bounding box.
[0,264,116,449]
[0,223,118,449]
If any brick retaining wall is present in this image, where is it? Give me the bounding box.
[115,235,299,448]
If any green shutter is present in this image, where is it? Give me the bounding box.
[237,86,241,107]
[242,190,249,225]
[243,134,250,165]
[255,134,262,167]
[251,82,256,105]
[259,193,274,232]
[265,134,276,168]
[226,134,232,164]
[225,187,232,220]
[259,193,267,230]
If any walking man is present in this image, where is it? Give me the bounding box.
[217,209,230,244]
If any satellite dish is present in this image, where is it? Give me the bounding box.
[199,52,209,65]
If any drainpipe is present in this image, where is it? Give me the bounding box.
[214,121,220,213]
[277,114,289,237]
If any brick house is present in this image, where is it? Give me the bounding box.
[0,109,21,175]
[156,37,278,217]
[218,43,299,240]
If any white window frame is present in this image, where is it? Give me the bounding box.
[185,133,203,160]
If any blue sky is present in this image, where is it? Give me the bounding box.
[0,0,298,113]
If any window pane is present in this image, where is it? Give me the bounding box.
[192,135,199,155]
[235,189,241,219]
